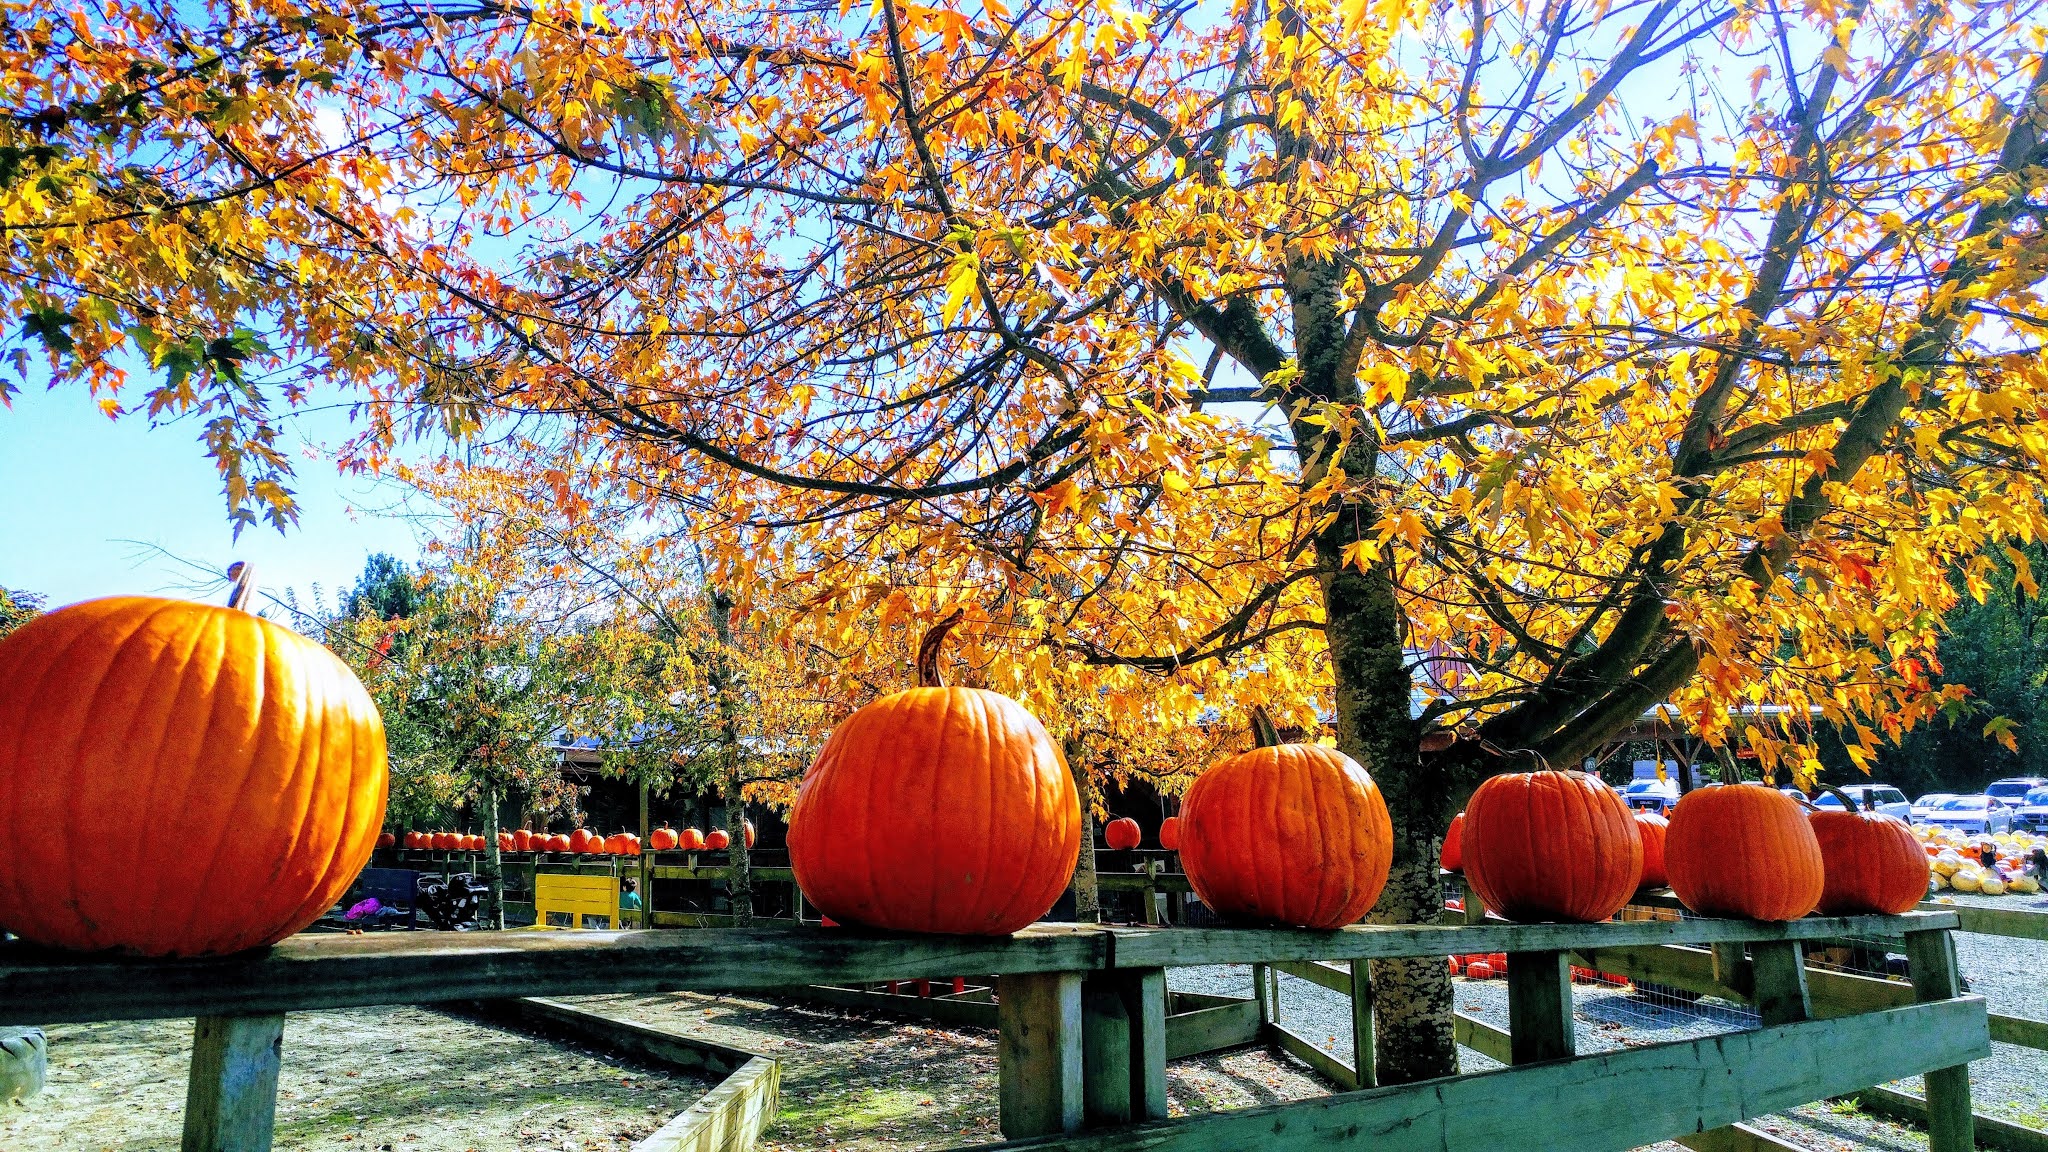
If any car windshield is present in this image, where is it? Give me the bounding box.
[1987,781,2040,799]
[1940,797,1989,811]
[1915,794,1955,807]
[1815,791,1855,808]
[2026,788,2048,806]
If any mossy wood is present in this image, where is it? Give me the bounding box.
[969,996,1989,1152]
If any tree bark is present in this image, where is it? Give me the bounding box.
[723,778,754,923]
[1065,734,1100,923]
[706,587,753,922]
[480,780,505,930]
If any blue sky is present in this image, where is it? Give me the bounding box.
[0,383,422,612]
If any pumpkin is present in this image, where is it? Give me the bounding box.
[788,612,1080,935]
[1665,783,1824,921]
[401,831,417,849]
[498,832,515,852]
[1462,770,1641,923]
[1465,960,1495,980]
[432,831,456,851]
[1159,816,1181,851]
[1635,811,1670,890]
[376,832,396,849]
[704,829,731,851]
[569,828,597,854]
[0,590,387,957]
[743,819,757,849]
[1103,817,1142,851]
[1177,708,1393,930]
[650,825,679,851]
[513,829,534,852]
[1440,812,1465,872]
[1809,787,1930,916]
[548,833,571,853]
[680,827,706,852]
[603,833,627,855]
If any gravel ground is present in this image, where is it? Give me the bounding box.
[0,1005,712,1151]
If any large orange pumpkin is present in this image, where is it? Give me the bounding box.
[1462,770,1641,923]
[1177,709,1392,930]
[1440,812,1465,872]
[0,592,387,956]
[788,612,1079,935]
[650,825,679,851]
[1159,816,1181,851]
[1635,811,1670,890]
[1103,817,1142,851]
[1666,783,1824,920]
[1810,787,1930,915]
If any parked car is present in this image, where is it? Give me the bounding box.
[1920,794,2014,835]
[2012,786,2048,835]
[1812,784,1911,821]
[1910,792,1958,823]
[1986,777,2048,804]
[1622,780,1680,814]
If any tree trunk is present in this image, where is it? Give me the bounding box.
[724,777,754,923]
[1064,735,1100,923]
[480,780,505,930]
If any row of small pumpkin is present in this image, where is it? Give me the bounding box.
[1437,775,1929,922]
[378,823,758,856]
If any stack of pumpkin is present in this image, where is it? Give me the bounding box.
[1440,777,1932,923]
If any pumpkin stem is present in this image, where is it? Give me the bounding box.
[1249,706,1282,748]
[226,562,258,612]
[916,609,966,688]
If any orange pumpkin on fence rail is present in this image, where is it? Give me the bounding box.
[0,573,388,957]
[1177,707,1392,930]
[1461,769,1641,923]
[1666,782,1824,921]
[788,611,1079,935]
[1635,811,1669,891]
[1103,817,1142,851]
[1809,786,1930,916]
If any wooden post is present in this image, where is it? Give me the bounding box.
[1460,875,1487,925]
[1505,951,1574,1065]
[1081,979,1131,1126]
[1111,968,1169,1122]
[1711,942,1753,998]
[1349,959,1376,1088]
[1906,928,1974,1152]
[1748,941,1811,1027]
[1141,860,1160,927]
[998,971,1083,1139]
[1251,963,1274,1026]
[182,1014,285,1152]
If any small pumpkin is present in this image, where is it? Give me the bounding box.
[650,825,679,851]
[1666,783,1824,921]
[433,831,457,851]
[512,829,534,852]
[569,828,597,854]
[376,832,397,849]
[680,827,706,852]
[704,829,732,851]
[1462,770,1641,923]
[743,819,757,849]
[1177,708,1393,930]
[1809,786,1930,916]
[498,832,516,852]
[1440,812,1465,872]
[1103,817,1142,851]
[548,833,572,853]
[1159,816,1182,851]
[0,585,387,956]
[604,833,630,855]
[1635,811,1670,891]
[788,612,1079,935]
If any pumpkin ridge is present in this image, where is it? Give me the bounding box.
[61,601,183,947]
[171,609,274,955]
[292,643,375,948]
[1,606,119,945]
[109,601,215,949]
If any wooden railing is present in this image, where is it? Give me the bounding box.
[0,910,1986,1152]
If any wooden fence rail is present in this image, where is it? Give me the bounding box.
[0,911,1985,1152]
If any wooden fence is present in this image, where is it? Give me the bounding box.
[0,910,1986,1152]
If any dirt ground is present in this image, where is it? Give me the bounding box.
[0,1005,712,1152]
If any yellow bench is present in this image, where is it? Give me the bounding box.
[534,873,622,929]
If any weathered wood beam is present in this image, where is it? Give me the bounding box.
[1907,928,1975,1152]
[997,971,1083,1139]
[1507,951,1574,1064]
[966,996,1991,1152]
